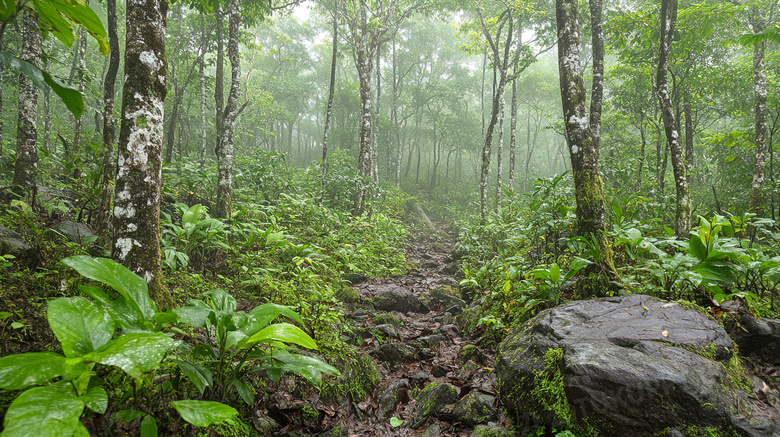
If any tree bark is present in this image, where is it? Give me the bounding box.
[656,0,690,236]
[199,15,208,169]
[71,27,87,179]
[557,0,617,294]
[42,58,52,153]
[393,38,402,188]
[749,11,768,215]
[321,0,338,188]
[215,0,241,219]
[495,92,505,205]
[508,74,518,192]
[13,10,41,197]
[112,0,172,308]
[96,0,121,239]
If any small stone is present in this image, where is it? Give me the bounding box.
[458,344,483,363]
[421,260,439,269]
[378,379,410,416]
[375,343,417,366]
[439,324,459,336]
[431,365,447,378]
[422,423,440,437]
[452,392,497,426]
[53,221,97,243]
[372,285,424,313]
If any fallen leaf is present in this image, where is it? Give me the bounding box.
[661,330,669,337]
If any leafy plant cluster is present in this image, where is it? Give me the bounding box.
[456,173,780,335]
[0,256,337,436]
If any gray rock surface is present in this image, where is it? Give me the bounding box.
[375,343,417,366]
[732,315,780,361]
[496,294,780,437]
[370,284,425,313]
[0,226,33,259]
[452,392,496,426]
[53,220,97,243]
[421,288,467,312]
[410,382,459,429]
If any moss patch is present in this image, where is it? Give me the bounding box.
[335,286,360,303]
[320,353,381,403]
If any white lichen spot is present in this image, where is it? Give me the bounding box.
[117,187,131,201]
[139,50,160,72]
[115,237,139,260]
[568,114,588,128]
[571,145,580,155]
[127,223,137,232]
[144,271,154,282]
[114,204,136,219]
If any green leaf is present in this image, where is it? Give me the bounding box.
[83,386,108,414]
[62,256,154,322]
[182,204,204,232]
[0,51,83,119]
[170,400,237,427]
[204,289,236,313]
[140,415,158,437]
[245,303,304,335]
[269,351,340,386]
[33,0,75,46]
[2,384,84,437]
[83,332,175,377]
[390,417,403,427]
[0,352,85,390]
[176,361,212,395]
[47,297,115,357]
[549,263,561,285]
[564,257,592,283]
[237,323,317,351]
[230,378,254,406]
[173,305,213,328]
[115,409,146,423]
[688,235,708,262]
[71,422,90,437]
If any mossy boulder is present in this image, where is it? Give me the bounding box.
[410,382,459,429]
[496,295,780,436]
[457,306,483,334]
[452,392,497,426]
[373,312,401,328]
[370,284,424,313]
[375,342,417,367]
[457,344,484,363]
[420,287,467,312]
[335,286,360,303]
[321,353,381,403]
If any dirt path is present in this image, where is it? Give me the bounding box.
[330,232,504,436]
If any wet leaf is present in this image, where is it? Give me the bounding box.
[170,400,237,427]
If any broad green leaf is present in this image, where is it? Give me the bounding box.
[230,378,254,405]
[390,417,403,427]
[33,0,75,46]
[140,415,158,437]
[0,0,16,20]
[204,289,236,313]
[83,386,108,414]
[245,303,304,335]
[173,305,213,328]
[170,400,237,427]
[2,384,84,437]
[688,235,708,262]
[176,361,212,395]
[48,0,108,54]
[48,297,114,357]
[549,263,561,285]
[0,51,83,119]
[84,332,175,377]
[63,256,154,321]
[237,323,317,351]
[564,257,591,283]
[692,261,734,286]
[0,352,86,390]
[71,422,90,437]
[115,409,146,423]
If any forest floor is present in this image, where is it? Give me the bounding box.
[259,227,507,437]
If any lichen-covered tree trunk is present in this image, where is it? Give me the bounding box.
[199,15,207,169]
[393,39,403,188]
[749,12,768,215]
[656,0,690,236]
[684,92,693,175]
[321,0,338,187]
[372,43,381,183]
[508,74,518,192]
[42,58,52,153]
[0,39,4,153]
[215,0,241,219]
[72,27,87,177]
[495,92,505,206]
[13,10,41,197]
[354,42,374,215]
[557,0,617,295]
[96,0,121,240]
[112,0,172,309]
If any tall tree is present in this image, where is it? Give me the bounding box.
[748,8,768,215]
[340,0,425,214]
[656,0,691,236]
[12,10,42,197]
[215,0,243,219]
[556,0,617,293]
[112,0,172,308]
[96,0,121,238]
[71,26,87,177]
[321,0,339,187]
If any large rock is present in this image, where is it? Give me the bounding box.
[371,284,425,313]
[53,221,97,243]
[410,382,459,429]
[496,295,780,437]
[732,315,780,362]
[0,226,34,259]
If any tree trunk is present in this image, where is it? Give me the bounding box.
[684,91,693,175]
[508,74,518,192]
[96,0,121,239]
[71,27,87,179]
[355,42,373,215]
[656,0,690,236]
[557,0,617,294]
[749,11,768,215]
[214,7,225,161]
[393,38,402,188]
[321,0,338,188]
[42,58,52,153]
[199,15,208,169]
[373,43,381,182]
[112,0,172,309]
[215,0,241,219]
[13,10,41,197]
[495,92,505,206]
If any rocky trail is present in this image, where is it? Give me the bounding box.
[256,231,510,437]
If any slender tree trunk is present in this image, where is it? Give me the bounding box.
[373,43,381,182]
[684,92,693,175]
[355,44,373,215]
[557,0,617,294]
[508,75,518,192]
[214,7,225,162]
[321,0,338,188]
[113,0,172,308]
[496,91,506,205]
[637,122,646,190]
[199,15,207,169]
[71,27,87,179]
[393,38,402,188]
[656,0,690,236]
[0,38,4,153]
[13,10,41,196]
[96,0,121,239]
[215,0,241,219]
[749,12,768,215]
[42,58,52,152]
